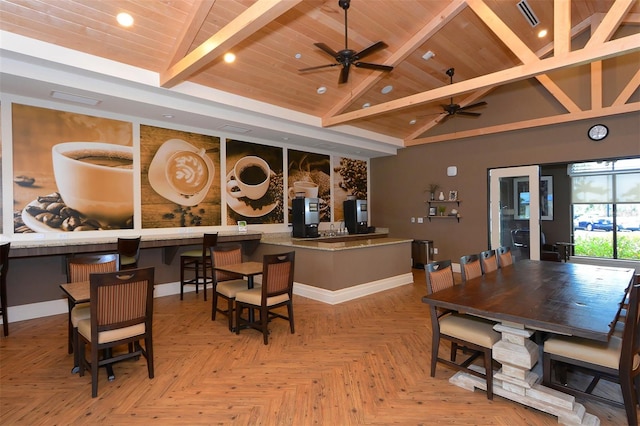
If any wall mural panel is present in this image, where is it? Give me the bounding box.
[11,104,133,233]
[226,140,283,225]
[287,149,331,222]
[141,125,221,228]
[333,157,368,221]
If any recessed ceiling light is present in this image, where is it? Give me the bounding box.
[381,85,393,94]
[295,53,302,59]
[116,12,134,27]
[537,29,548,38]
[224,53,236,63]
[50,90,102,106]
[162,114,174,119]
[362,102,371,108]
[317,86,327,95]
[282,137,289,141]
[409,119,417,125]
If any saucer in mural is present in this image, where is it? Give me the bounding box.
[226,172,277,217]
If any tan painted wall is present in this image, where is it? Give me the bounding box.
[370,113,640,263]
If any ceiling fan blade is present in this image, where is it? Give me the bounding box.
[314,43,339,59]
[299,64,339,72]
[355,62,393,72]
[456,111,482,117]
[355,41,387,60]
[339,65,350,84]
[457,101,488,111]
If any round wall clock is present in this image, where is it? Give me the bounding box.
[588,124,608,141]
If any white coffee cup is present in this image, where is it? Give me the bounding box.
[288,180,319,199]
[226,156,271,200]
[52,142,133,225]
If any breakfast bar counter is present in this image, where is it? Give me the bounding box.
[253,233,413,303]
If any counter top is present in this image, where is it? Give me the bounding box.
[261,233,410,251]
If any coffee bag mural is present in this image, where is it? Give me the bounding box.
[226,140,283,224]
[287,150,331,222]
[11,104,133,232]
[141,125,221,228]
[333,157,368,221]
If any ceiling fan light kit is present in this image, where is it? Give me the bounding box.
[298,0,393,84]
[438,68,487,123]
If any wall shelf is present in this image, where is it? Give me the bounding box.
[427,200,461,222]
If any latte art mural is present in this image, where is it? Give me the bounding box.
[166,150,209,196]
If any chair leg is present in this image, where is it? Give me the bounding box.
[91,343,99,398]
[483,349,493,400]
[145,336,154,379]
[235,303,242,335]
[180,258,185,300]
[620,375,638,426]
[287,302,295,334]
[212,292,218,321]
[261,306,269,345]
[227,298,234,331]
[430,334,440,377]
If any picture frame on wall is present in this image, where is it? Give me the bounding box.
[429,207,436,216]
[448,190,458,201]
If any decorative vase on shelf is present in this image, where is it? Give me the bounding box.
[430,192,435,201]
[438,191,445,200]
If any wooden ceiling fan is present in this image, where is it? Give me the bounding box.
[298,0,393,84]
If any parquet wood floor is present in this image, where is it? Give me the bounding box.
[0,270,630,425]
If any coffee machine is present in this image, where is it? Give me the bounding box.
[344,198,369,234]
[292,197,320,238]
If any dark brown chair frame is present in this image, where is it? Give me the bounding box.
[479,249,498,274]
[0,242,10,337]
[425,259,497,400]
[78,267,155,398]
[459,254,482,282]
[543,276,640,425]
[210,244,246,331]
[117,236,141,270]
[66,254,119,369]
[180,233,218,301]
[496,246,513,267]
[235,252,295,345]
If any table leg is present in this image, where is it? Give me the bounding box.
[247,276,255,323]
[449,322,600,425]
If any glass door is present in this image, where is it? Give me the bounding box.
[489,166,541,261]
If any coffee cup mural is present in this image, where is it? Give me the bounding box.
[227,156,271,200]
[165,148,209,196]
[288,180,319,199]
[52,142,133,225]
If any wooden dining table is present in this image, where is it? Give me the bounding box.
[422,260,635,425]
[214,261,263,327]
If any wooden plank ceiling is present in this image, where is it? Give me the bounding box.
[1,0,639,146]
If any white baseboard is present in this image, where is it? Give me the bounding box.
[293,273,414,305]
[3,273,416,324]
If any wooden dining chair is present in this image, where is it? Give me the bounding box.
[542,276,640,425]
[425,260,501,400]
[180,233,218,301]
[0,242,10,337]
[459,254,482,282]
[480,249,498,274]
[117,236,141,270]
[66,254,118,370]
[235,252,295,345]
[496,246,513,268]
[77,267,155,397]
[210,244,249,331]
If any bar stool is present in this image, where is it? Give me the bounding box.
[180,233,218,300]
[117,236,141,270]
[0,242,11,337]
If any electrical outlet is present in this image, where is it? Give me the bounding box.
[433,248,439,254]
[411,217,415,223]
[417,217,424,223]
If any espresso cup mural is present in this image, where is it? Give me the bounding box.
[225,140,284,224]
[11,104,134,233]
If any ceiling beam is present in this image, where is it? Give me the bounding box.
[406,102,640,146]
[323,33,640,127]
[586,0,635,47]
[160,0,302,88]
[467,0,580,113]
[165,0,217,69]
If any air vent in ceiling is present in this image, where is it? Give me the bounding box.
[517,0,539,27]
[218,125,251,134]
